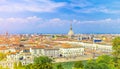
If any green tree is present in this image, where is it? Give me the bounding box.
[17,61,25,69]
[84,55,116,69]
[56,64,64,69]
[13,62,18,69]
[84,60,110,69]
[97,63,109,69]
[96,55,115,69]
[39,63,53,69]
[96,55,112,64]
[24,56,53,69]
[25,64,33,69]
[0,65,3,69]
[73,61,84,69]
[25,63,53,69]
[34,56,52,64]
[112,37,120,68]
[18,62,22,67]
[84,60,98,69]
[117,60,120,69]
[0,52,6,61]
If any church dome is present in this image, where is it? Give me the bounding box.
[68,30,74,36]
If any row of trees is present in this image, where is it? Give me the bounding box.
[24,56,65,69]
[25,56,53,69]
[19,55,117,69]
[73,55,115,69]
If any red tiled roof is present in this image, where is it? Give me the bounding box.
[31,46,45,49]
[0,46,7,50]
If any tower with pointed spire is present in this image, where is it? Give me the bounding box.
[68,24,74,38]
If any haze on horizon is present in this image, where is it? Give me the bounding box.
[0,0,120,34]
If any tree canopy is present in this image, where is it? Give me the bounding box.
[112,37,120,69]
[0,52,6,61]
[25,56,53,69]
[74,61,84,69]
[56,64,64,69]
[34,56,53,64]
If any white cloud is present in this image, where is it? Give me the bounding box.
[0,16,71,33]
[49,18,61,22]
[0,16,42,32]
[0,17,120,27]
[75,18,120,24]
[0,16,120,33]
[0,16,42,24]
[0,0,65,12]
[38,18,70,28]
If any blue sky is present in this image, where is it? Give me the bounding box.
[0,0,120,34]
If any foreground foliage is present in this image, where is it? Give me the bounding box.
[0,52,6,61]
[34,56,53,64]
[25,56,53,69]
[56,64,64,69]
[112,37,120,69]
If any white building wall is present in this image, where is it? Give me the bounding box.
[59,48,84,57]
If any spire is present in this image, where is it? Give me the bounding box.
[70,23,72,30]
[68,23,74,38]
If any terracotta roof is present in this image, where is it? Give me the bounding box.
[31,46,45,49]
[0,46,7,50]
[7,52,17,55]
[61,43,72,48]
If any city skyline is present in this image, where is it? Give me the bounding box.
[0,0,120,34]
